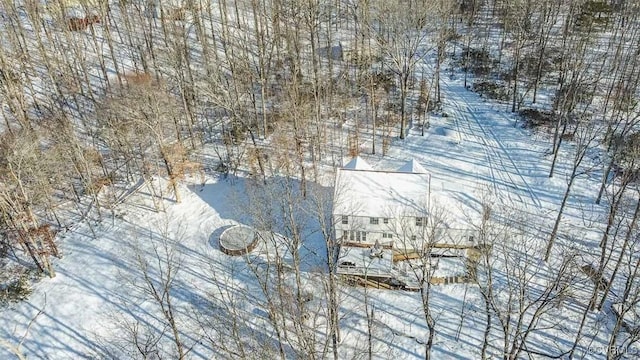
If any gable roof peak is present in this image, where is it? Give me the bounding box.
[397,158,427,174]
[343,156,373,170]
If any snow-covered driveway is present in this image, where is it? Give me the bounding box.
[443,81,543,209]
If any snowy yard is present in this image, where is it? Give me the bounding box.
[1,1,638,359]
[0,73,619,359]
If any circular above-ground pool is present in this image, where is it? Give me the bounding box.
[219,225,258,256]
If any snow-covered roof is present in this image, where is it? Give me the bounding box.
[397,158,428,174]
[343,156,373,170]
[334,159,431,218]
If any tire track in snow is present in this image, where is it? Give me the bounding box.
[480,116,543,208]
[466,105,526,207]
[443,82,541,209]
[448,98,502,202]
[453,99,518,205]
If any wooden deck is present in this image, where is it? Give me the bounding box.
[338,245,487,291]
[341,273,471,291]
[342,241,393,249]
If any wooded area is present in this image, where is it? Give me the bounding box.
[2,0,640,358]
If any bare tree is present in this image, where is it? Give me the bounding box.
[367,0,439,139]
[96,77,189,203]
[499,0,535,113]
[242,176,335,359]
[111,220,192,359]
[528,1,562,104]
[476,203,577,359]
[0,295,45,360]
[545,119,600,261]
[596,59,640,204]
[198,259,280,359]
[606,226,640,359]
[308,179,342,359]
[395,204,448,360]
[583,135,640,318]
[0,129,60,277]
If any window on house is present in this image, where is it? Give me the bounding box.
[382,233,393,239]
[341,215,348,224]
[341,231,348,241]
[370,217,379,225]
[355,231,367,242]
[411,235,417,241]
[361,231,367,242]
[416,217,424,227]
[383,218,389,224]
[350,231,355,241]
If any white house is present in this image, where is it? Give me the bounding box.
[333,157,476,279]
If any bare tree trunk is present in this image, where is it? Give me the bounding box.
[545,170,576,261]
[129,224,187,359]
[511,39,521,113]
[598,195,640,311]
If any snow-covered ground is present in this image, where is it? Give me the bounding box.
[0,70,618,359]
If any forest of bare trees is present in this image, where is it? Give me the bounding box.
[2,0,640,358]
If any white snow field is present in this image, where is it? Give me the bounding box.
[0,69,621,359]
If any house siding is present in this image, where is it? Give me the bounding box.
[334,214,476,251]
